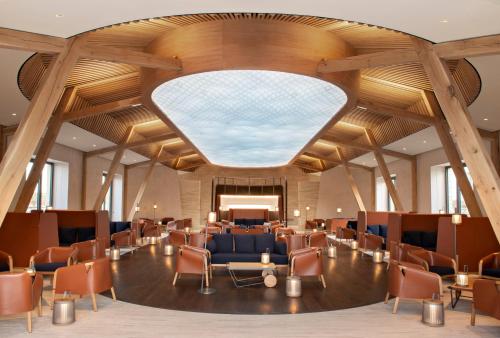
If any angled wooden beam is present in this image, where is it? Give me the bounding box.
[421,91,483,216]
[336,148,366,211]
[0,27,66,53]
[79,45,182,71]
[434,34,500,59]
[81,152,87,209]
[357,99,436,125]
[320,135,414,160]
[127,147,164,221]
[63,96,141,121]
[177,161,204,171]
[0,38,81,227]
[123,165,129,221]
[15,87,76,212]
[370,169,376,211]
[87,132,177,157]
[365,129,404,211]
[413,37,500,240]
[318,49,418,73]
[293,162,321,172]
[411,157,418,212]
[478,128,499,140]
[303,151,372,171]
[93,127,135,211]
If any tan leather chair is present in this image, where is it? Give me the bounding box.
[0,250,13,272]
[479,252,500,280]
[285,234,307,254]
[71,239,106,262]
[270,224,282,234]
[471,279,500,325]
[111,230,134,248]
[0,272,43,332]
[362,233,384,252]
[305,220,318,230]
[200,226,222,234]
[309,232,327,248]
[173,245,211,287]
[336,227,356,241]
[174,219,185,230]
[289,247,326,288]
[29,247,78,276]
[143,223,161,238]
[52,257,116,312]
[169,230,187,246]
[275,227,295,239]
[385,261,442,314]
[407,249,457,277]
[188,233,213,248]
[183,218,193,228]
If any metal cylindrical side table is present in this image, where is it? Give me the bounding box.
[350,240,359,250]
[373,250,384,263]
[52,299,75,325]
[163,244,174,256]
[109,247,121,261]
[422,299,445,326]
[286,276,302,297]
[327,246,337,258]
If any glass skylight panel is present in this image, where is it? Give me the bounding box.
[152,70,347,167]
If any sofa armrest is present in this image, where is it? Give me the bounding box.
[431,251,457,273]
[0,250,13,272]
[401,265,442,297]
[479,253,499,275]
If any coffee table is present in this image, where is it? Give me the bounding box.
[227,262,278,288]
[448,275,479,309]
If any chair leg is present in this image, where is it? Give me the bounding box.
[320,274,327,288]
[110,287,117,301]
[471,303,476,326]
[205,271,210,287]
[51,290,56,310]
[172,272,178,286]
[91,293,98,312]
[27,311,32,333]
[392,297,400,314]
[384,292,390,304]
[38,297,42,316]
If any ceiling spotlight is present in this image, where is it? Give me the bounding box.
[357,105,367,110]
[423,140,427,144]
[483,118,489,121]
[131,103,141,107]
[55,14,64,18]
[403,147,407,151]
[440,19,448,23]
[72,136,76,140]
[92,144,97,147]
[11,113,16,116]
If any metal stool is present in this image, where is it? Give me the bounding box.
[422,298,445,326]
[52,298,75,325]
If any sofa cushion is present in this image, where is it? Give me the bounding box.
[347,220,358,230]
[213,234,233,253]
[255,234,275,254]
[115,221,131,233]
[211,253,261,264]
[275,241,287,255]
[483,268,500,278]
[429,265,455,276]
[367,225,380,236]
[58,227,78,246]
[379,225,388,239]
[35,262,67,272]
[206,240,217,254]
[270,254,288,265]
[109,222,117,235]
[421,232,437,251]
[234,235,255,254]
[0,261,10,272]
[402,231,422,247]
[77,227,95,242]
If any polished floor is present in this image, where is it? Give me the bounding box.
[109,240,388,314]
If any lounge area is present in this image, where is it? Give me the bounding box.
[0,2,500,337]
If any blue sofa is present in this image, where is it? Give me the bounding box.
[366,224,388,250]
[207,234,288,265]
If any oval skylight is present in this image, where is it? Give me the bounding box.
[152,70,347,168]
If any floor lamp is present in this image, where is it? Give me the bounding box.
[199,211,217,295]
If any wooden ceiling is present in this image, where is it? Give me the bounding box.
[16,13,481,172]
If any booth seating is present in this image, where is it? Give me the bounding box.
[0,272,43,332]
[201,226,222,235]
[0,250,13,272]
[206,234,288,265]
[361,233,384,252]
[471,279,500,325]
[52,257,116,312]
[325,218,350,234]
[169,230,187,246]
[0,212,58,267]
[336,227,356,241]
[70,239,106,262]
[479,252,500,279]
[407,249,457,277]
[385,261,442,314]
[357,211,397,250]
[289,247,326,288]
[234,218,266,227]
[313,219,325,227]
[161,217,174,225]
[109,221,131,235]
[173,245,211,287]
[230,227,265,235]
[29,246,78,275]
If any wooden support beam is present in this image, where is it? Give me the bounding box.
[79,45,182,71]
[81,152,87,209]
[93,127,135,211]
[490,132,500,175]
[126,147,164,221]
[0,38,81,227]
[0,27,66,53]
[411,157,418,212]
[123,165,129,221]
[318,49,418,73]
[63,96,141,121]
[177,161,204,171]
[303,151,372,171]
[87,132,177,157]
[293,162,321,172]
[365,129,405,211]
[357,99,436,125]
[422,91,483,217]
[15,88,76,212]
[434,34,500,59]
[320,135,414,160]
[370,169,376,211]
[337,148,366,211]
[413,37,500,240]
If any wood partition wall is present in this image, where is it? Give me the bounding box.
[0,212,58,266]
[387,213,453,247]
[357,211,399,247]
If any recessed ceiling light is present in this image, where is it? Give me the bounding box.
[55,14,64,18]
[362,162,366,165]
[92,144,96,147]
[440,19,448,23]
[372,158,376,161]
[72,136,76,140]
[403,147,407,151]
[423,140,427,144]
[11,113,16,116]
[483,118,489,121]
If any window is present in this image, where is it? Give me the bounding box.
[387,176,396,212]
[101,173,113,216]
[375,175,396,212]
[445,165,472,215]
[26,161,54,211]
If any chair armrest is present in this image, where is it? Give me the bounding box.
[401,265,442,296]
[364,233,384,251]
[31,249,49,264]
[479,253,499,274]
[183,245,211,260]
[31,273,43,306]
[0,250,13,272]
[407,251,430,271]
[431,251,457,273]
[68,248,79,265]
[289,247,316,259]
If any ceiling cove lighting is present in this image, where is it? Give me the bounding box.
[152,70,347,167]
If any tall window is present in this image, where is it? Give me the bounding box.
[387,176,396,212]
[26,161,54,211]
[376,175,396,212]
[101,173,113,215]
[445,165,472,215]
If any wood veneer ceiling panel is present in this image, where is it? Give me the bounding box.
[108,107,158,126]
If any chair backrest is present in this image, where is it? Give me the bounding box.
[305,220,318,229]
[0,272,33,315]
[309,232,327,247]
[286,235,307,254]
[53,263,89,295]
[473,279,500,319]
[290,248,322,276]
[71,240,96,262]
[174,220,184,230]
[87,257,113,294]
[169,230,187,246]
[201,226,221,234]
[231,228,265,235]
[189,233,213,248]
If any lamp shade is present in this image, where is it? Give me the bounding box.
[153,204,157,209]
[306,206,310,211]
[336,207,342,213]
[293,209,300,217]
[451,214,462,224]
[208,211,217,223]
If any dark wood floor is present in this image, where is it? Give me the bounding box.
[109,240,388,314]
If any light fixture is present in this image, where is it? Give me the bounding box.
[403,147,407,151]
[336,207,342,213]
[306,206,310,211]
[11,113,16,116]
[483,118,489,121]
[423,140,427,144]
[92,144,96,147]
[440,19,448,23]
[293,209,300,217]
[55,14,64,18]
[135,205,140,212]
[72,136,76,140]
[208,211,217,224]
[153,204,157,209]
[452,214,462,225]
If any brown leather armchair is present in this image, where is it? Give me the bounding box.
[407,249,457,277]
[385,261,442,314]
[285,234,307,254]
[270,224,281,234]
[471,278,500,325]
[305,220,318,230]
[309,232,327,248]
[0,272,43,332]
[70,239,106,262]
[275,227,295,239]
[289,247,326,288]
[200,226,222,234]
[169,230,187,246]
[173,245,211,287]
[29,247,78,275]
[362,233,384,252]
[52,257,116,312]
[111,230,134,248]
[479,252,500,280]
[0,250,13,272]
[188,233,213,248]
[143,223,161,238]
[336,227,356,241]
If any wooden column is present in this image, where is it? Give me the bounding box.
[413,37,500,240]
[365,129,405,211]
[127,147,164,221]
[15,88,76,212]
[81,152,87,209]
[123,165,129,221]
[336,148,366,211]
[0,38,80,227]
[93,127,135,211]
[370,168,376,211]
[411,158,418,212]
[491,132,500,175]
